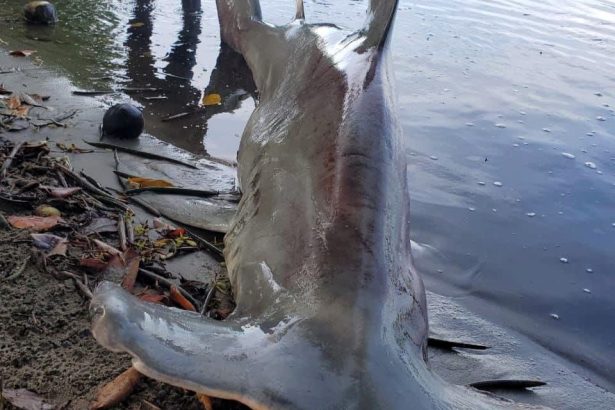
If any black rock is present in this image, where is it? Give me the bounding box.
[102,103,144,139]
[24,1,58,25]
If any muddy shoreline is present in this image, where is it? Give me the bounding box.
[0,50,243,409]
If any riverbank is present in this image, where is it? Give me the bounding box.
[0,48,242,409]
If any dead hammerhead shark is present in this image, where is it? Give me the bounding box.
[91,1,543,408]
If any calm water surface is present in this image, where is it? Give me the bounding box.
[1,0,614,390]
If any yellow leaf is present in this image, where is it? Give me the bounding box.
[127,177,174,188]
[185,239,197,247]
[202,93,222,106]
[130,21,145,28]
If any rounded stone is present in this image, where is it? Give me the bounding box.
[102,103,144,139]
[24,1,58,25]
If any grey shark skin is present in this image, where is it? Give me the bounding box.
[91,1,542,409]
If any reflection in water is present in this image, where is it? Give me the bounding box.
[123,0,255,156]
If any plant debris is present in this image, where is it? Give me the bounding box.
[0,138,239,408]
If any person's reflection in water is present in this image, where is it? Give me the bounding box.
[123,0,256,157]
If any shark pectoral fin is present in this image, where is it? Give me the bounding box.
[90,282,271,408]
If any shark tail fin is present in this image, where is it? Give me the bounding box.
[361,0,399,50]
[295,0,305,20]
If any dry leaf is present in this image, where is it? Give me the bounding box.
[196,393,213,410]
[120,249,141,292]
[127,177,174,189]
[12,104,32,118]
[31,233,68,257]
[93,239,122,256]
[56,142,94,153]
[152,218,174,231]
[8,215,62,231]
[202,93,222,106]
[7,94,21,109]
[50,187,82,198]
[9,49,36,57]
[170,286,196,311]
[130,21,145,28]
[166,228,186,238]
[90,367,142,409]
[139,293,167,304]
[80,257,108,272]
[34,205,61,217]
[20,93,46,108]
[0,83,12,95]
[2,388,54,410]
[83,218,117,235]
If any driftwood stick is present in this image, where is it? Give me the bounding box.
[84,140,198,169]
[0,141,25,180]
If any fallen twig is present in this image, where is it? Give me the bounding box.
[57,165,128,210]
[200,282,216,315]
[80,171,112,194]
[86,140,198,169]
[125,217,134,244]
[108,187,161,217]
[118,215,127,251]
[60,271,93,299]
[183,227,223,258]
[124,187,219,197]
[0,212,11,230]
[0,141,24,180]
[162,112,191,122]
[138,268,200,311]
[2,256,30,282]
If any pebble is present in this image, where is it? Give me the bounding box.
[594,92,603,97]
[513,143,520,147]
[468,207,476,212]
[560,257,569,263]
[550,313,560,320]
[586,132,595,136]
[477,181,486,186]
[526,212,536,217]
[596,116,606,121]
[495,123,506,128]
[465,122,474,127]
[493,181,503,187]
[561,152,575,159]
[584,161,597,169]
[586,268,593,273]
[583,288,591,294]
[542,128,551,133]
[430,155,439,160]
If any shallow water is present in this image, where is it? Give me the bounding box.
[1,0,614,391]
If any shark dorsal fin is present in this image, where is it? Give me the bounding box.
[295,0,305,20]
